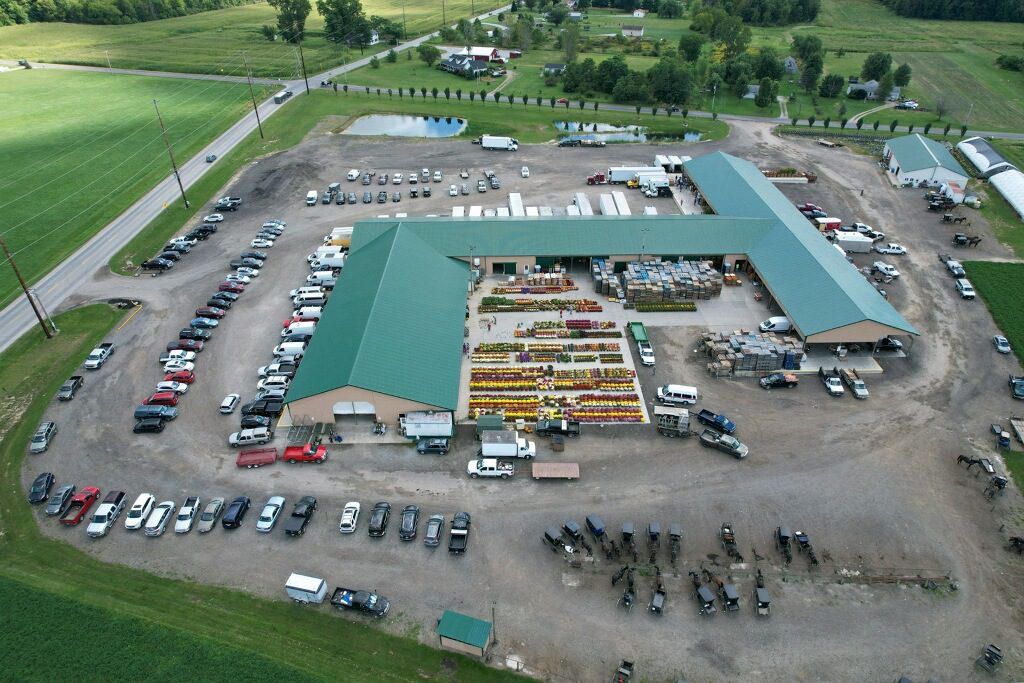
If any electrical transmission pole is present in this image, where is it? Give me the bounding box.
[0,235,53,339]
[294,24,310,94]
[152,99,189,209]
[242,52,265,139]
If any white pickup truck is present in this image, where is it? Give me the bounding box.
[637,341,656,366]
[467,458,514,479]
[83,342,114,369]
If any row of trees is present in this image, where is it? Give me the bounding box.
[0,0,256,25]
[265,0,400,45]
[561,54,693,105]
[696,0,820,26]
[879,0,1024,21]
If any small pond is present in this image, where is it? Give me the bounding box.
[555,121,702,143]
[343,115,467,137]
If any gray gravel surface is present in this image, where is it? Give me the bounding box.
[24,126,1024,682]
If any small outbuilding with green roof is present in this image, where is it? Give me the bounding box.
[882,134,968,188]
[436,609,493,657]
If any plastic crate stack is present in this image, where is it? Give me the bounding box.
[701,331,803,374]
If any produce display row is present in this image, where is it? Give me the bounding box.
[468,394,644,422]
[477,342,622,352]
[478,297,603,313]
[471,351,624,364]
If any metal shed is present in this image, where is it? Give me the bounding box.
[437,610,493,658]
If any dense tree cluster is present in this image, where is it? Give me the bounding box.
[0,0,257,25]
[561,54,695,105]
[696,0,820,26]
[879,0,1023,22]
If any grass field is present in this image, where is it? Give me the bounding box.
[0,304,525,683]
[576,9,693,42]
[751,0,1024,131]
[0,69,270,308]
[113,89,727,271]
[0,0,506,78]
[964,260,1024,362]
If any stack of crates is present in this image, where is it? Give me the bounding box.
[701,331,803,374]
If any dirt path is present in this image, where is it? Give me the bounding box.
[487,69,516,98]
[850,101,896,124]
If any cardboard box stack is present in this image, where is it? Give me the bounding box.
[702,330,803,374]
[592,259,723,302]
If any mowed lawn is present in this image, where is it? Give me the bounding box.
[0,0,506,78]
[964,261,1024,364]
[0,69,267,307]
[752,0,1024,131]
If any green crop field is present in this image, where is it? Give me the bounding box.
[0,69,269,308]
[576,10,693,42]
[0,304,524,683]
[0,0,506,78]
[964,261,1024,362]
[113,88,727,271]
[751,0,1024,131]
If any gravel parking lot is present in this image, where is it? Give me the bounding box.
[28,124,1024,681]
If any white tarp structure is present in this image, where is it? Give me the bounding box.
[957,137,1017,178]
[989,169,1024,220]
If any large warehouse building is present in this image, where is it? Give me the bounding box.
[882,134,968,188]
[284,152,917,425]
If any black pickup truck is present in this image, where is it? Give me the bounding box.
[330,587,390,617]
[57,375,84,401]
[534,419,581,438]
[448,511,471,554]
[283,496,317,536]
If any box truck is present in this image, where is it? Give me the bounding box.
[479,135,519,151]
[399,411,455,438]
[607,166,663,183]
[479,430,536,459]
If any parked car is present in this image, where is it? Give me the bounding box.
[195,307,225,319]
[392,173,403,184]
[873,261,900,278]
[144,500,176,537]
[477,180,487,193]
[196,497,225,533]
[222,496,251,529]
[190,317,219,328]
[174,495,201,533]
[86,490,127,538]
[424,513,444,547]
[955,278,975,299]
[251,238,275,248]
[240,414,272,429]
[178,328,211,341]
[167,339,205,353]
[240,251,267,261]
[133,417,165,433]
[142,391,178,407]
[164,370,195,384]
[994,335,1012,354]
[157,250,182,260]
[392,191,401,202]
[449,184,458,197]
[284,496,317,536]
[362,191,372,203]
[228,427,272,447]
[433,170,442,182]
[46,484,75,516]
[206,297,232,309]
[377,191,388,203]
[218,282,245,293]
[256,496,285,532]
[220,393,241,414]
[162,360,195,374]
[30,421,57,454]
[210,291,239,303]
[141,259,174,271]
[399,505,420,541]
[874,243,907,255]
[28,472,55,504]
[367,501,392,537]
[339,502,360,533]
[224,274,251,285]
[203,213,224,222]
[461,184,469,195]
[416,438,450,455]
[124,493,155,530]
[57,375,84,401]
[521,166,530,178]
[155,381,189,395]
[378,173,388,185]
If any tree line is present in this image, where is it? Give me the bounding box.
[0,0,257,26]
[695,0,820,26]
[879,0,1024,21]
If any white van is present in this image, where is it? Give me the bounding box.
[306,271,337,287]
[305,190,318,206]
[282,321,316,337]
[346,169,360,181]
[656,384,698,406]
[295,306,323,320]
[293,292,327,308]
[290,285,325,299]
[759,316,792,333]
[285,572,328,604]
[274,341,307,358]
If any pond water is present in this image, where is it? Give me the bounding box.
[555,121,702,143]
[342,115,467,137]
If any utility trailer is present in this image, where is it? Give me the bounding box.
[531,462,580,480]
[654,406,690,437]
[236,448,278,468]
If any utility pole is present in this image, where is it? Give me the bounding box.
[402,0,408,39]
[152,99,189,209]
[242,52,265,139]
[0,235,53,339]
[105,50,112,69]
[442,0,446,26]
[295,24,310,94]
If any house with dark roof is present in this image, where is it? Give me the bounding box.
[846,79,901,100]
[283,151,917,426]
[439,54,489,79]
[621,24,644,37]
[783,56,798,74]
[543,63,566,75]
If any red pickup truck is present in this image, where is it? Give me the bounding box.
[283,443,328,464]
[60,486,100,525]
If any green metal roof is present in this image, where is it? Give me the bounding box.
[885,134,966,175]
[285,225,468,408]
[436,610,492,649]
[685,152,919,337]
[351,214,773,257]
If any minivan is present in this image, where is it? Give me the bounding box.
[759,316,792,333]
[274,342,307,358]
[292,293,327,308]
[289,286,325,298]
[346,169,360,181]
[281,332,313,344]
[656,384,698,406]
[295,306,323,320]
[305,190,318,206]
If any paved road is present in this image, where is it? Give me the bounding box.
[0,6,510,353]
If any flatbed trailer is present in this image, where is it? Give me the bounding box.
[531,462,580,480]
[236,447,278,468]
[1010,416,1024,445]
